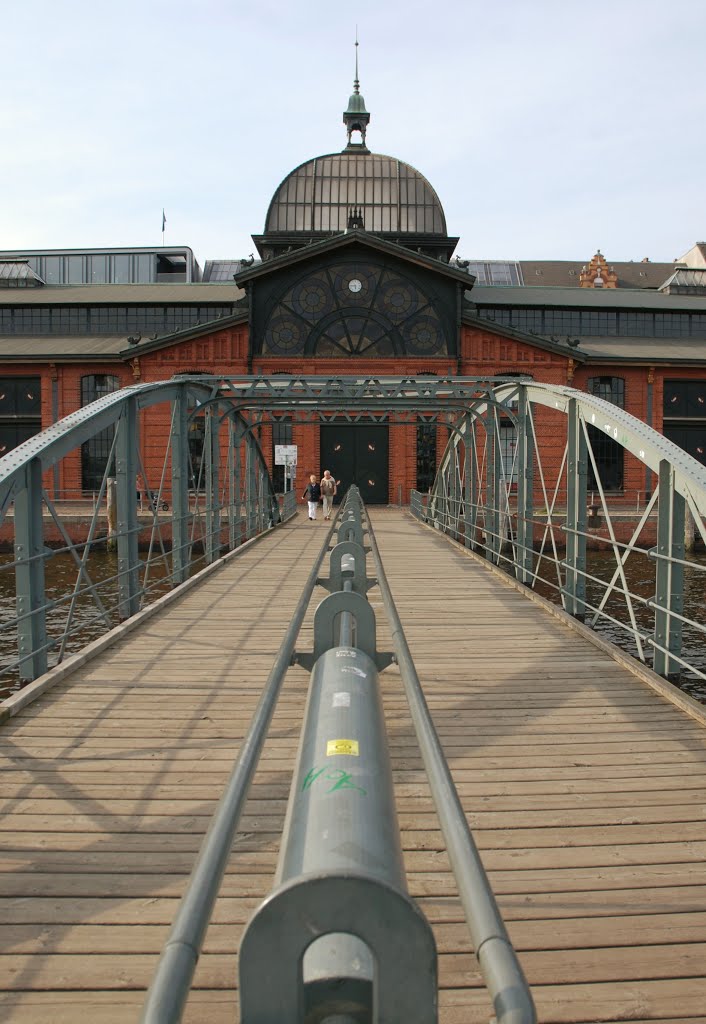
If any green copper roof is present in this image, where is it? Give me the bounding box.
[345,91,368,115]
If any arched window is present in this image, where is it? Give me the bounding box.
[586,377,625,492]
[260,261,451,358]
[80,374,119,491]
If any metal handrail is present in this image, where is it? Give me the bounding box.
[139,508,339,1024]
[365,510,537,1024]
[239,488,437,1022]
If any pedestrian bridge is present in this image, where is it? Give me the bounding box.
[2,505,706,1024]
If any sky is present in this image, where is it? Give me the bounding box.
[2,0,705,270]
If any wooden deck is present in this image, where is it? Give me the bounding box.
[1,508,706,1023]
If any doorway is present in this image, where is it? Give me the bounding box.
[319,424,389,505]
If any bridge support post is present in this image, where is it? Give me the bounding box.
[232,420,245,547]
[257,465,267,533]
[449,431,460,541]
[170,386,190,585]
[463,413,477,549]
[485,407,502,564]
[116,397,140,619]
[226,418,237,549]
[515,387,535,584]
[246,427,257,540]
[653,459,685,678]
[205,408,220,563]
[564,398,587,619]
[14,457,47,681]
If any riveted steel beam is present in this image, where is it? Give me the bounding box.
[653,459,685,678]
[515,387,535,584]
[14,458,47,681]
[116,397,140,620]
[564,398,587,619]
[204,408,220,564]
[170,385,191,585]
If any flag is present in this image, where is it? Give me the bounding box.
[162,209,166,232]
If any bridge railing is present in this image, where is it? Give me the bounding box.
[141,487,536,1024]
[0,378,288,693]
[4,372,705,695]
[239,488,440,1022]
[417,380,706,687]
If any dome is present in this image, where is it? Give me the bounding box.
[264,151,449,237]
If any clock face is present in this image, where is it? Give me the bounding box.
[348,278,362,293]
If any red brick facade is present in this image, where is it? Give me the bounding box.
[2,303,705,511]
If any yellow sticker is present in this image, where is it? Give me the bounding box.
[326,739,359,757]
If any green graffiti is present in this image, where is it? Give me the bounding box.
[326,768,367,795]
[301,766,327,791]
[301,765,367,796]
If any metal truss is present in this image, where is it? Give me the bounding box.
[424,380,706,684]
[2,375,705,688]
[0,379,287,686]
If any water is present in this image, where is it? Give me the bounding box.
[530,548,706,703]
[0,549,177,699]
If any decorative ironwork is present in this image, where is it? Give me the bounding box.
[262,261,449,357]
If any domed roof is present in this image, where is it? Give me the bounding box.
[264,151,448,236]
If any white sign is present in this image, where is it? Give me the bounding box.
[274,444,298,466]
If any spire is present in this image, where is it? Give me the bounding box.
[354,30,360,94]
[343,33,370,150]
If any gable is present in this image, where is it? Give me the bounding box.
[246,239,460,359]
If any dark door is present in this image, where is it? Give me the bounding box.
[320,424,389,505]
[664,424,706,469]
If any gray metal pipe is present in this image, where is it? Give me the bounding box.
[275,644,404,1019]
[338,579,355,648]
[240,637,438,1023]
[275,648,406,887]
[240,488,436,1022]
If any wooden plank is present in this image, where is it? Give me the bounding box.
[7,913,706,955]
[0,943,705,990]
[2,509,706,1024]
[4,798,706,830]
[3,885,706,927]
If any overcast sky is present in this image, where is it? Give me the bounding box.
[2,0,704,269]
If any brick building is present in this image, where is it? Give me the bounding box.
[1,75,705,505]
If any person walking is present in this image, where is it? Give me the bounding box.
[302,474,321,520]
[320,469,337,520]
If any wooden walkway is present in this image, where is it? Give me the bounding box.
[1,509,706,1023]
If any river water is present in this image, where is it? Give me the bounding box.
[0,550,174,700]
[531,548,706,703]
[1,546,705,702]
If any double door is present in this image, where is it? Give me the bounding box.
[319,424,389,505]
